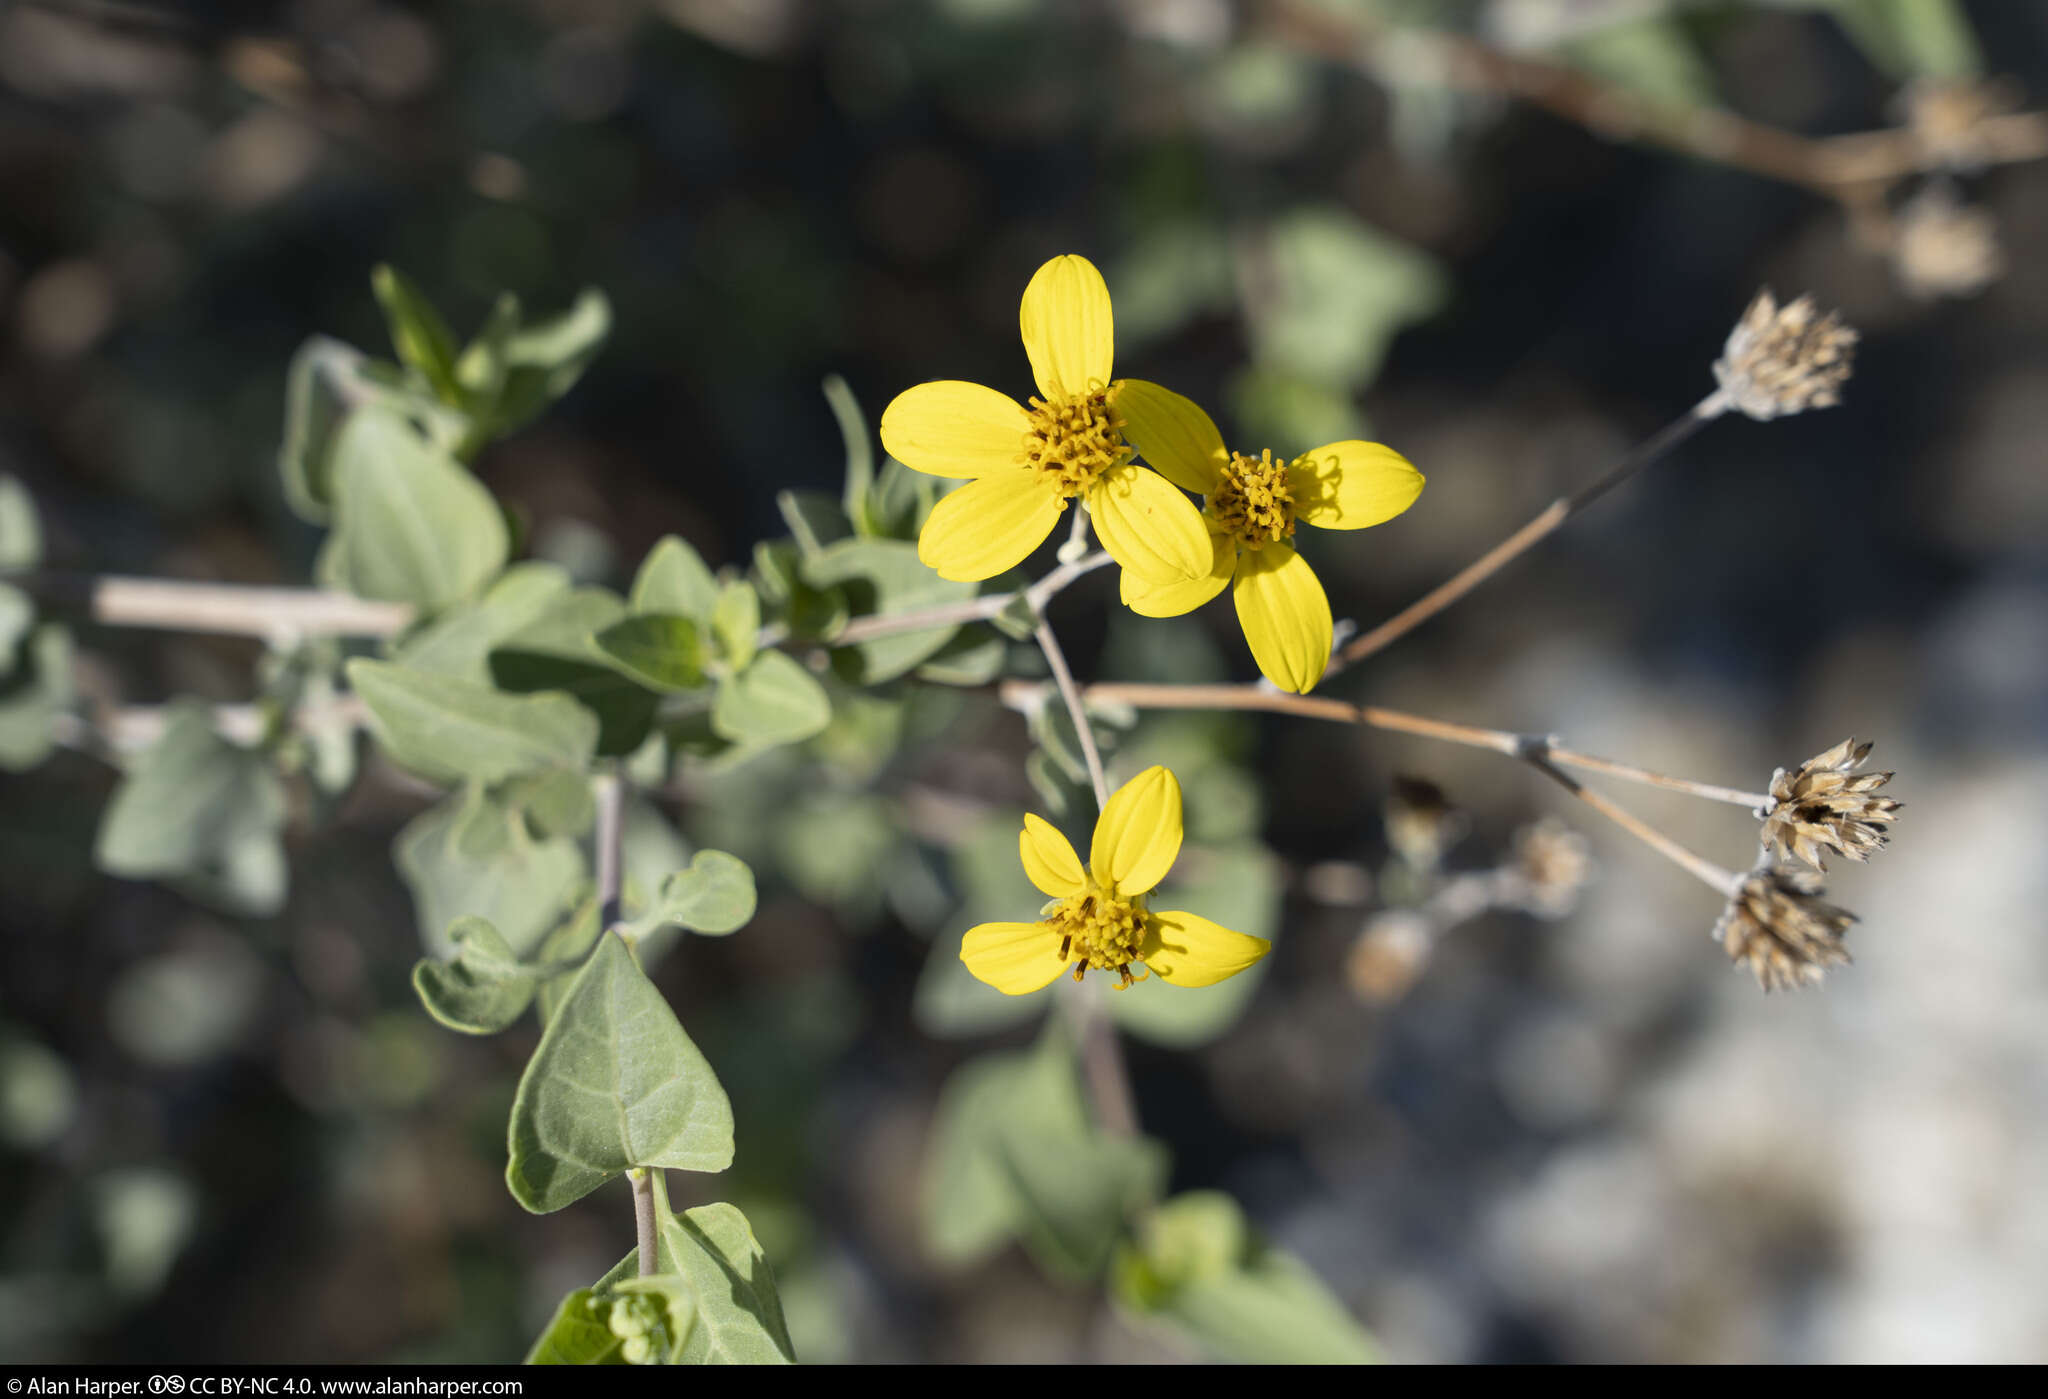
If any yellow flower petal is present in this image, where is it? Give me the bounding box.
[917,470,1064,582]
[1019,255,1114,399]
[1287,441,1425,530]
[1232,543,1332,694]
[1140,910,1271,988]
[1019,813,1086,898]
[1085,462,1211,585]
[1119,522,1235,618]
[1088,765,1182,897]
[1113,379,1226,495]
[961,921,1070,995]
[879,380,1031,480]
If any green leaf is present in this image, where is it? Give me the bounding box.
[822,374,875,529]
[710,581,761,672]
[524,1288,626,1365]
[711,651,830,747]
[776,490,852,558]
[505,932,734,1213]
[324,409,510,609]
[605,1189,796,1365]
[411,915,538,1034]
[277,338,464,522]
[93,700,288,914]
[490,586,659,757]
[620,850,757,939]
[914,628,1007,687]
[0,473,42,570]
[1245,207,1445,396]
[396,786,586,960]
[1111,1191,1378,1364]
[630,536,719,621]
[349,658,599,786]
[803,537,976,683]
[863,455,939,541]
[372,265,463,404]
[533,900,603,1024]
[591,614,710,693]
[0,626,70,771]
[1819,0,1980,79]
[500,766,597,841]
[392,563,573,681]
[750,540,848,643]
[0,584,35,671]
[491,289,612,434]
[923,1028,1167,1279]
[1560,17,1716,109]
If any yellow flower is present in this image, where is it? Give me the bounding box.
[961,766,1271,995]
[1114,381,1424,693]
[878,255,1212,586]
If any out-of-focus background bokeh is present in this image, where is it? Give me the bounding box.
[3,0,2045,1364]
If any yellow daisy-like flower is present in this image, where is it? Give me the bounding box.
[1114,381,1425,694]
[878,255,1212,586]
[961,766,1272,995]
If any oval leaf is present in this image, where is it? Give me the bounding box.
[349,658,599,786]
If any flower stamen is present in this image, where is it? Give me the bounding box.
[1046,882,1147,986]
[1020,389,1130,498]
[1210,449,1297,550]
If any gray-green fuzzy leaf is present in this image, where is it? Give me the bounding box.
[629,536,719,621]
[505,933,734,1213]
[325,409,509,608]
[412,915,538,1034]
[710,651,830,747]
[349,658,598,786]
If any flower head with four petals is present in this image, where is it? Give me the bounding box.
[879,256,1213,587]
[1115,381,1425,693]
[961,766,1272,995]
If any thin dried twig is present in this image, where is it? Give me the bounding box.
[1257,0,2048,199]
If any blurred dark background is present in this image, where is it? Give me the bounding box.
[3,0,2046,1363]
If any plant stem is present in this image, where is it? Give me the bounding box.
[1522,756,1741,896]
[999,676,1773,813]
[593,768,626,933]
[1032,615,1109,809]
[1258,0,2048,199]
[1325,391,1728,678]
[823,550,1113,648]
[630,1168,658,1278]
[1074,986,1139,1138]
[19,573,414,639]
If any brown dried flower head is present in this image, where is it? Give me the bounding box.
[1384,775,1465,872]
[1761,737,1902,872]
[1345,911,1435,1004]
[1891,182,2003,302]
[1506,816,1593,919]
[1713,290,1858,421]
[1901,78,2024,172]
[1713,864,1856,992]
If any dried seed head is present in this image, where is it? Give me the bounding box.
[1712,290,1858,421]
[1760,737,1902,872]
[1345,910,1436,1004]
[1384,775,1464,872]
[1901,78,2023,172]
[1505,816,1593,919]
[1713,864,1856,992]
[1891,182,2003,301]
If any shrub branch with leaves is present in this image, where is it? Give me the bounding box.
[0,250,1904,1365]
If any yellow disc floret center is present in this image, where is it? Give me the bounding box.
[1046,883,1147,987]
[1021,390,1130,498]
[1210,449,1296,550]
